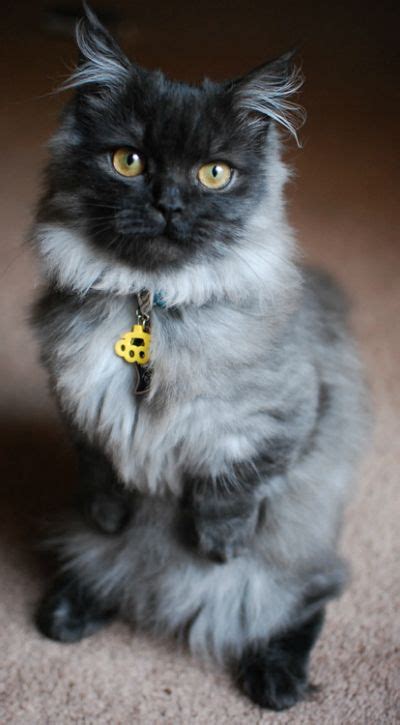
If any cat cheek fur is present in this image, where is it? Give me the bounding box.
[31,5,368,712]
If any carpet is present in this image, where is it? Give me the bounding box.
[0,1,398,722]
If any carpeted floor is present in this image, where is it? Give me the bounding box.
[0,1,399,722]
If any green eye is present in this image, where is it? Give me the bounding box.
[197,162,232,190]
[112,148,145,177]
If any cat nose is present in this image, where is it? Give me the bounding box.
[155,187,183,218]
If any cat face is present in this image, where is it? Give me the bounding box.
[41,6,303,274]
[50,75,269,272]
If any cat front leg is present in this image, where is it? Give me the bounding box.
[179,479,260,563]
[74,437,134,535]
[179,435,296,563]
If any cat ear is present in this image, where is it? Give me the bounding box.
[61,2,131,91]
[232,52,305,146]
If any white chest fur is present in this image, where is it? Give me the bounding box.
[52,295,282,495]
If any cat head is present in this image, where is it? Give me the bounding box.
[36,4,304,304]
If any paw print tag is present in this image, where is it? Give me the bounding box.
[115,324,151,365]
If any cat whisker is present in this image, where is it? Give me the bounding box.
[84,201,118,209]
[0,244,29,285]
[227,245,269,287]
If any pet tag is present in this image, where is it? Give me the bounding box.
[115,290,160,394]
[114,323,151,365]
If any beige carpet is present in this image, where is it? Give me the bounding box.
[0,1,399,722]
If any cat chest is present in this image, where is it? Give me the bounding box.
[54,304,266,492]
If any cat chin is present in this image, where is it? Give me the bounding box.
[113,234,195,271]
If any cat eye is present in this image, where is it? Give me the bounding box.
[197,162,233,190]
[112,148,145,177]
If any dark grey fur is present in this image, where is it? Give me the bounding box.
[31,5,368,711]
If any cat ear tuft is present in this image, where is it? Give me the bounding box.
[232,52,306,146]
[61,2,131,92]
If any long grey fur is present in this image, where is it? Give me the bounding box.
[32,124,368,665]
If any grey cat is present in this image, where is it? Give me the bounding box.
[32,5,367,711]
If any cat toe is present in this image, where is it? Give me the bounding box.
[36,576,116,643]
[83,491,132,535]
[240,661,307,710]
[197,533,243,563]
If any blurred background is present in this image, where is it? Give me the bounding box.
[0,1,399,722]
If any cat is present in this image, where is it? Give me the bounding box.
[31,4,367,711]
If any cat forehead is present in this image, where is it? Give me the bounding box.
[84,72,238,157]
[128,69,226,115]
[126,72,231,138]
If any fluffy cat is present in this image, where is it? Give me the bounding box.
[32,4,367,711]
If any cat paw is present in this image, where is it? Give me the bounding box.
[178,487,259,563]
[196,526,246,563]
[239,658,307,710]
[36,576,116,643]
[84,491,132,535]
[235,612,325,711]
[196,504,260,563]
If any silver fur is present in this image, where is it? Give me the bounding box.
[61,6,130,92]
[32,123,367,663]
[234,59,306,146]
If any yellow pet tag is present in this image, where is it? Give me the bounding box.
[114,323,151,365]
